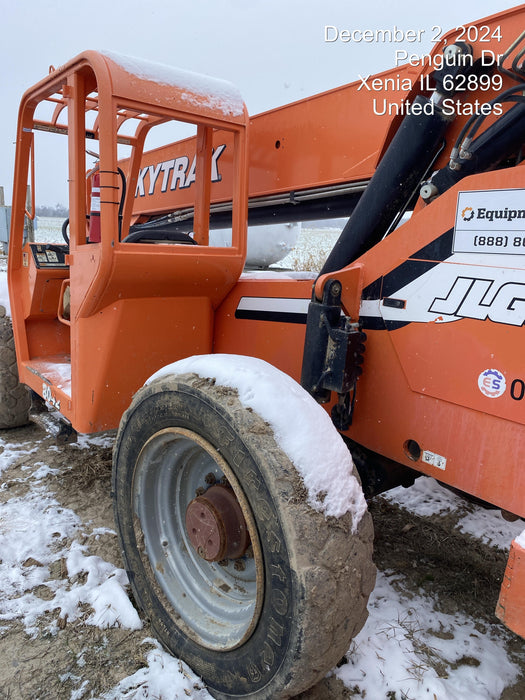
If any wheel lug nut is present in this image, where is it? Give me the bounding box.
[205,472,216,485]
[195,487,205,496]
[234,560,246,571]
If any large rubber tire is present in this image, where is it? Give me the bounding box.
[112,369,375,699]
[0,306,31,429]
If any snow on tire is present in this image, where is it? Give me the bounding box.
[112,356,375,699]
[0,305,30,429]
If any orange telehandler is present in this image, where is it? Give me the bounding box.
[4,4,525,697]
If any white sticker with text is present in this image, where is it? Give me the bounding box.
[454,189,525,254]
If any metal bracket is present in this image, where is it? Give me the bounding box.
[301,279,366,428]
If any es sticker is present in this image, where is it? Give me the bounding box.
[478,368,506,398]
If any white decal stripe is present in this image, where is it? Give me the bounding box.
[237,297,310,314]
[359,299,382,318]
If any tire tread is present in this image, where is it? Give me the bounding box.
[0,307,30,429]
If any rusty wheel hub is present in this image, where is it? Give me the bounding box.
[186,484,250,561]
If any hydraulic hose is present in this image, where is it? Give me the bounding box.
[319,95,451,275]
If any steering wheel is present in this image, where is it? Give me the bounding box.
[62,218,70,246]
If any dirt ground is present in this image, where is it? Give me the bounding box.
[1,419,524,699]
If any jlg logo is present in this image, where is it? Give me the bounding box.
[429,276,525,327]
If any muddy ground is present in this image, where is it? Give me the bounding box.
[0,420,524,699]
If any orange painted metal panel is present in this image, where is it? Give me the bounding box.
[497,537,525,637]
[214,276,313,380]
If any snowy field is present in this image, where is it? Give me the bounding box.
[0,218,524,698]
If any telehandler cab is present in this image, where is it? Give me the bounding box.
[3,5,525,698]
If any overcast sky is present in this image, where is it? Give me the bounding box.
[0,0,517,205]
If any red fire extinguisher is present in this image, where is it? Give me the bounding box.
[88,169,101,243]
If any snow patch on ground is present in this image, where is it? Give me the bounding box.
[0,487,80,601]
[0,437,39,478]
[0,439,140,638]
[337,570,519,699]
[385,476,524,550]
[146,354,367,525]
[102,639,212,700]
[55,544,142,631]
[457,509,524,550]
[383,476,466,516]
[75,432,116,450]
